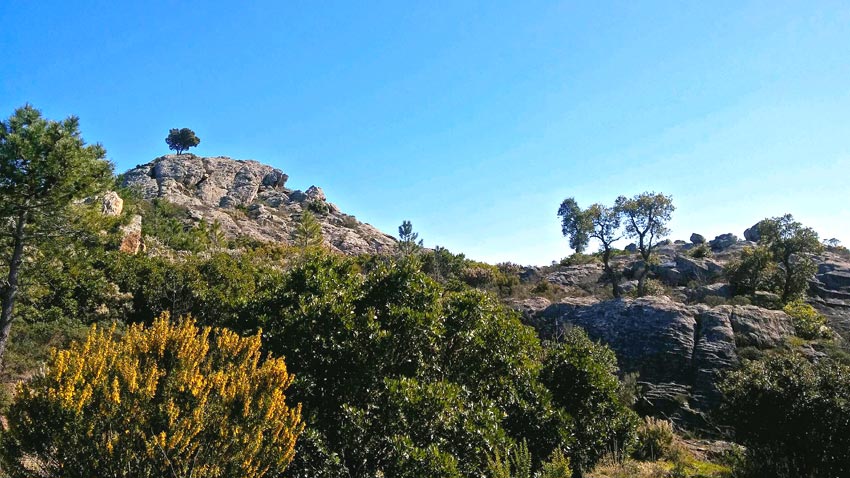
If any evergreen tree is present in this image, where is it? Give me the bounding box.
[293,209,323,249]
[0,105,112,368]
[397,220,423,256]
[614,192,675,296]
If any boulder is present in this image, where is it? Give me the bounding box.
[709,233,738,251]
[101,191,124,216]
[743,222,762,242]
[690,233,706,245]
[512,296,794,428]
[625,243,638,253]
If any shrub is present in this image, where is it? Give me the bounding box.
[0,314,303,478]
[782,300,832,339]
[632,416,675,461]
[719,353,850,477]
[688,243,712,259]
[560,253,600,266]
[306,199,330,215]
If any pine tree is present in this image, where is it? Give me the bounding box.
[293,210,323,249]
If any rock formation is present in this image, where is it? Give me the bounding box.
[121,155,396,255]
[511,295,795,430]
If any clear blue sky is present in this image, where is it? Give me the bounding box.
[2,1,849,265]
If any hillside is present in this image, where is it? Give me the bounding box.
[121,154,396,255]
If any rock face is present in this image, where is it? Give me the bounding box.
[119,215,144,254]
[512,296,794,429]
[809,251,850,340]
[743,223,762,242]
[122,155,396,255]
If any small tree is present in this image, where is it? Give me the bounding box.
[293,210,323,249]
[557,198,591,254]
[757,214,822,303]
[0,105,112,368]
[0,313,304,478]
[398,220,423,257]
[165,127,201,155]
[615,192,675,296]
[557,198,623,297]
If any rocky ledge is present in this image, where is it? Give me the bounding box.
[510,295,795,431]
[122,155,396,255]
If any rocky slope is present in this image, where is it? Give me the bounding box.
[121,155,396,255]
[512,232,850,431]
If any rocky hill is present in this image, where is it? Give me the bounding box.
[511,234,850,432]
[121,155,396,255]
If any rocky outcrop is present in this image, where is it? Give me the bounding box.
[101,191,124,216]
[709,233,738,251]
[743,222,762,242]
[119,215,144,254]
[122,155,396,255]
[809,251,850,340]
[511,296,794,429]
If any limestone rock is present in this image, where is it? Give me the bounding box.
[121,155,396,255]
[119,215,144,254]
[101,191,124,216]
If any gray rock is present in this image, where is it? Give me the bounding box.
[625,243,638,253]
[690,233,706,244]
[101,191,124,216]
[512,296,794,428]
[743,222,762,242]
[709,233,738,251]
[122,155,396,255]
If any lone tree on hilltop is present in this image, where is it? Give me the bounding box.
[166,127,200,155]
[615,192,675,296]
[558,198,624,297]
[0,105,113,368]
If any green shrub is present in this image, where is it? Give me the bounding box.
[306,199,330,215]
[720,353,850,477]
[782,300,832,339]
[560,252,600,266]
[703,295,727,307]
[632,417,675,461]
[688,243,712,259]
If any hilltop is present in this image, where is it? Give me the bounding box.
[121,154,396,255]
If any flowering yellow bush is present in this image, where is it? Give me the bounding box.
[0,312,303,478]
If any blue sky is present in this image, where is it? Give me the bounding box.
[2,1,849,265]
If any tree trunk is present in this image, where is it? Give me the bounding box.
[0,211,27,369]
[602,247,620,298]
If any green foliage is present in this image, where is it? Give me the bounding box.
[757,214,823,302]
[0,314,303,478]
[306,199,330,215]
[719,353,850,478]
[614,192,674,296]
[560,253,600,266]
[782,300,831,339]
[557,198,591,254]
[0,104,113,367]
[397,219,423,256]
[165,127,200,154]
[138,198,214,251]
[688,243,712,258]
[487,440,533,478]
[632,417,676,461]
[541,328,640,475]
[243,252,582,476]
[292,209,324,249]
[539,448,572,478]
[724,245,776,296]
